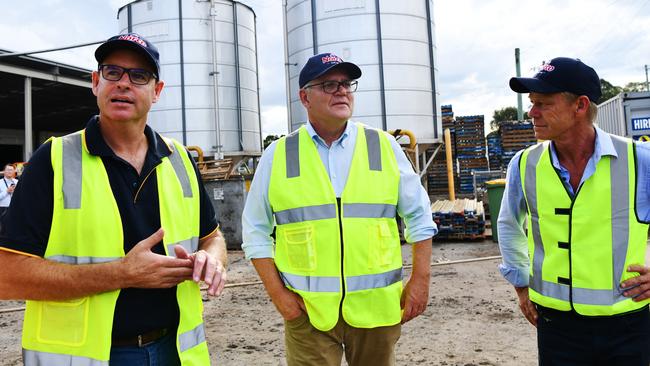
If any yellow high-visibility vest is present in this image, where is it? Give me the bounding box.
[269,123,402,331]
[520,135,649,315]
[22,130,210,365]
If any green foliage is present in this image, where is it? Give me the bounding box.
[490,106,529,131]
[622,82,649,93]
[263,134,284,149]
[598,79,622,104]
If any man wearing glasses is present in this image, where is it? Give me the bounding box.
[0,33,226,365]
[242,53,436,365]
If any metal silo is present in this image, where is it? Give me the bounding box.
[284,0,441,142]
[118,0,262,155]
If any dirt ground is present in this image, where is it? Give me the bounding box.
[0,240,540,366]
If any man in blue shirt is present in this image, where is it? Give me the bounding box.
[498,57,650,365]
[241,53,436,366]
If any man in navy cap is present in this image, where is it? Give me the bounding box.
[0,33,226,365]
[241,52,436,365]
[498,57,650,365]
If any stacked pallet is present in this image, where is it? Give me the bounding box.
[455,115,488,194]
[431,198,486,240]
[440,104,456,160]
[486,131,502,170]
[198,157,234,181]
[427,158,457,197]
[500,121,536,167]
[427,105,458,197]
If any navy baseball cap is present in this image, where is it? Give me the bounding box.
[95,33,160,78]
[509,57,601,103]
[299,53,362,88]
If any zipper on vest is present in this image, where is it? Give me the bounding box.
[551,158,582,313]
[566,182,584,312]
[337,197,346,313]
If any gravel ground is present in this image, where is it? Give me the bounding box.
[0,240,541,365]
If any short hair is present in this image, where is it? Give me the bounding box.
[560,92,598,123]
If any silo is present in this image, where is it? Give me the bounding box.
[118,0,262,155]
[284,0,441,142]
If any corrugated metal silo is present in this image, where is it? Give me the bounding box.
[118,0,262,155]
[284,0,441,142]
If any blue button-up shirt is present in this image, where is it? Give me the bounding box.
[498,126,650,287]
[242,121,437,259]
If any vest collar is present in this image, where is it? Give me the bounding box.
[305,120,354,148]
[83,115,172,161]
[549,126,618,170]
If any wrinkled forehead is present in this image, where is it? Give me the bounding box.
[311,68,353,83]
[100,49,156,73]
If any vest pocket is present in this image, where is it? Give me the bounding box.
[368,221,397,269]
[283,225,317,271]
[37,297,89,346]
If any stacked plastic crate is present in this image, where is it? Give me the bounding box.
[500,121,536,167]
[427,105,457,197]
[455,115,488,194]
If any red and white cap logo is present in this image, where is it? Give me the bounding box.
[321,54,342,64]
[118,34,148,48]
[541,64,555,72]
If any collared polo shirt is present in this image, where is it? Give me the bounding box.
[0,116,219,338]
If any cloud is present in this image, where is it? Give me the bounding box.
[260,105,289,137]
[435,0,650,123]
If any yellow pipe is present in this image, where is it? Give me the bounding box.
[388,129,416,150]
[186,146,205,173]
[444,128,455,201]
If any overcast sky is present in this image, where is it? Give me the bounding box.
[2,0,649,137]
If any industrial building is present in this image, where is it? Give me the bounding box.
[0,51,96,166]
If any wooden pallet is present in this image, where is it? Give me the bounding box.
[198,158,234,181]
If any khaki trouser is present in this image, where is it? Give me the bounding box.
[284,312,401,366]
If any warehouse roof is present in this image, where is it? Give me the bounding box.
[0,49,97,135]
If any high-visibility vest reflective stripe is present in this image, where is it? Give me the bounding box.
[520,136,649,315]
[22,130,210,365]
[269,123,402,331]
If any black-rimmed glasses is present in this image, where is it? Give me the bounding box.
[304,80,358,94]
[99,64,157,85]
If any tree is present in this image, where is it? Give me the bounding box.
[263,134,284,149]
[598,79,622,104]
[490,106,529,131]
[622,81,648,93]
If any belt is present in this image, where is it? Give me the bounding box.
[112,328,169,348]
[535,304,649,321]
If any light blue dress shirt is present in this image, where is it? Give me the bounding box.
[242,121,437,259]
[498,126,650,287]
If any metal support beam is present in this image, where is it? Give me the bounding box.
[24,77,33,160]
[515,48,523,121]
[0,64,91,88]
[178,0,188,145]
[375,0,387,131]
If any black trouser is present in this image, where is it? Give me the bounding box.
[536,305,650,366]
[0,206,8,231]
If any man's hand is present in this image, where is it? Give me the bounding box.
[621,265,650,301]
[515,286,537,326]
[7,184,15,194]
[251,258,306,321]
[175,245,227,297]
[269,286,306,321]
[121,229,194,288]
[401,275,429,323]
[401,239,432,324]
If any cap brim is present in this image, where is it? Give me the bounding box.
[509,77,562,94]
[95,40,159,75]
